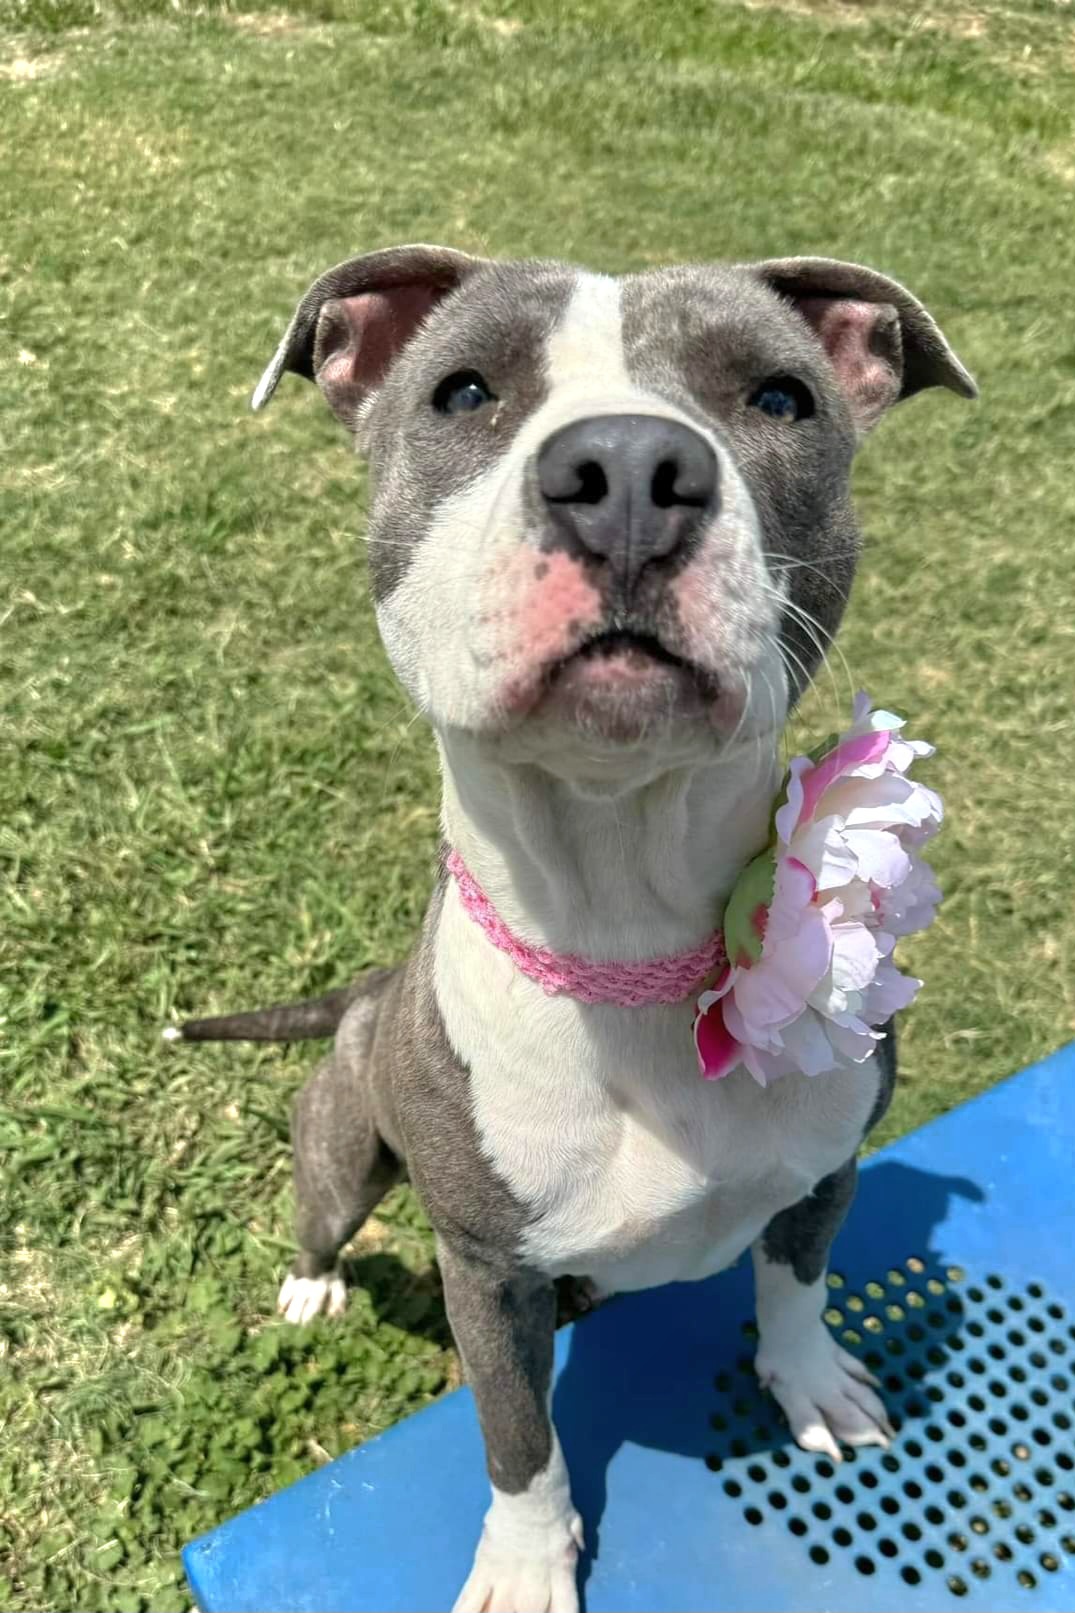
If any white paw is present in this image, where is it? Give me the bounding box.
[452,1511,584,1613]
[277,1269,346,1324]
[756,1328,894,1463]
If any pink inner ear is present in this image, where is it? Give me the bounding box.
[316,283,443,419]
[795,295,902,429]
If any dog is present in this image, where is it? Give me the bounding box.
[171,245,974,1613]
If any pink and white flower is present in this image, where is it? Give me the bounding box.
[695,695,942,1086]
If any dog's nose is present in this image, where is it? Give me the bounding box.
[536,414,718,593]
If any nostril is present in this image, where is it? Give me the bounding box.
[650,459,680,509]
[573,461,608,505]
[651,453,715,510]
[544,458,609,506]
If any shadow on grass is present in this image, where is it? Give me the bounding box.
[341,1250,452,1346]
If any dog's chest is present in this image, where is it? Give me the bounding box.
[435,900,878,1293]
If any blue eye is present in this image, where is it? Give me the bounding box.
[433,370,496,416]
[749,376,815,423]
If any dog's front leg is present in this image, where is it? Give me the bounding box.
[752,1158,895,1462]
[439,1241,582,1613]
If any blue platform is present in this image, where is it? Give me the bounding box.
[184,1042,1075,1612]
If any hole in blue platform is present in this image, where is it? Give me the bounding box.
[685,1223,1073,1604]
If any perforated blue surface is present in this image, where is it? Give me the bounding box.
[184,1041,1075,1611]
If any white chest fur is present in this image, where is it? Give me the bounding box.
[434,882,879,1294]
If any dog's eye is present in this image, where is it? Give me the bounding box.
[749,376,815,423]
[432,370,497,416]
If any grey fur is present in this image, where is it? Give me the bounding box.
[439,1246,556,1493]
[173,970,393,1042]
[281,876,555,1494]
[289,1048,402,1279]
[866,1017,898,1136]
[362,262,574,599]
[622,261,972,694]
[761,1156,859,1286]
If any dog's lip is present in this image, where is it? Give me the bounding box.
[545,629,718,696]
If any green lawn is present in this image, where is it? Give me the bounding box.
[2,0,1074,1605]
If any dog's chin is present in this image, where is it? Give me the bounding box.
[537,640,709,742]
[521,631,718,745]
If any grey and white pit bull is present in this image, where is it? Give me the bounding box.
[173,244,974,1612]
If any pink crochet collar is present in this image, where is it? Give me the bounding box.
[445,849,726,1007]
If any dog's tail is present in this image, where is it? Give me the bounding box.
[162,969,395,1044]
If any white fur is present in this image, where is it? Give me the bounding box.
[434,739,881,1293]
[453,1434,583,1613]
[277,1270,347,1324]
[753,1246,894,1460]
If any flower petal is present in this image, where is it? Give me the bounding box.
[778,1009,841,1077]
[840,828,911,889]
[774,756,811,844]
[798,729,893,825]
[694,995,743,1080]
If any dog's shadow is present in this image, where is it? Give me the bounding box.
[340,1251,452,1346]
[553,1161,985,1603]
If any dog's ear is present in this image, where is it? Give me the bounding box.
[751,256,977,432]
[251,244,486,422]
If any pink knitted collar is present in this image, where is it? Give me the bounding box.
[445,849,726,1007]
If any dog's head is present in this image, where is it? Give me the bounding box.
[255,247,973,781]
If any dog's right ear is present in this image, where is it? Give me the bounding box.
[251,244,486,422]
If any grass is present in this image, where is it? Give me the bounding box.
[2,0,1075,1605]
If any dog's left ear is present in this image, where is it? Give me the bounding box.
[752,256,977,432]
[251,243,486,420]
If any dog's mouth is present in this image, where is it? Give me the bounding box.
[548,629,716,692]
[537,628,720,737]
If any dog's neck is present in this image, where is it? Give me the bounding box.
[438,731,780,962]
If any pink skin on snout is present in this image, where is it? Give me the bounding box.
[494,550,604,716]
[489,546,749,738]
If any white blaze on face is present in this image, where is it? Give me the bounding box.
[377,272,786,740]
